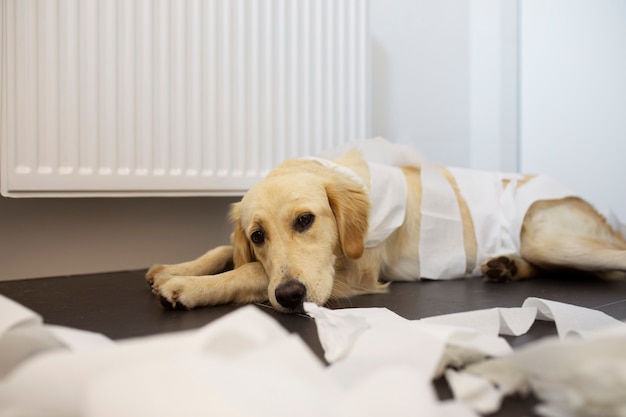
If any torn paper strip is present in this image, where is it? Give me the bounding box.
[0,294,43,337]
[307,297,626,416]
[0,302,479,417]
[522,297,625,339]
[421,306,538,337]
[0,306,299,417]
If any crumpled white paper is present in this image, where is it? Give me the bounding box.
[466,325,626,417]
[421,305,538,336]
[522,297,623,339]
[0,296,477,417]
[0,304,331,417]
[305,298,626,417]
[446,301,626,417]
[2,293,625,417]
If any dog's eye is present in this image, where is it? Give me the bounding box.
[294,213,315,232]
[250,230,265,245]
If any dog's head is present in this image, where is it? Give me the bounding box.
[229,156,370,312]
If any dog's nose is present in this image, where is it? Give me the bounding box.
[275,280,306,311]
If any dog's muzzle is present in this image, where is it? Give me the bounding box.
[274,280,306,311]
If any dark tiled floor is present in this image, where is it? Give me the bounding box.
[1,269,625,416]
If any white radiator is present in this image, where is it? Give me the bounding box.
[0,0,369,197]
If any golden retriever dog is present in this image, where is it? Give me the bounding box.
[147,140,626,313]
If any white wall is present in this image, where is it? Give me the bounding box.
[520,0,626,220]
[370,0,471,167]
[370,0,518,171]
[468,0,519,172]
[372,0,626,222]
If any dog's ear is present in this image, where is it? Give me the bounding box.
[228,202,255,267]
[326,178,370,260]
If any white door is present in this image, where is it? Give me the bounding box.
[520,0,626,221]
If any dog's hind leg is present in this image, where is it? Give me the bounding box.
[517,197,626,278]
[482,197,626,281]
[521,235,626,278]
[481,235,626,282]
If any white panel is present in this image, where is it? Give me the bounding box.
[520,0,626,220]
[468,0,518,172]
[1,0,369,197]
[59,0,79,175]
[369,0,471,167]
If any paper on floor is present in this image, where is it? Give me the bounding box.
[466,325,626,417]
[305,297,624,366]
[447,301,626,416]
[0,299,477,417]
[305,302,512,379]
[304,304,406,362]
[0,306,308,417]
[445,368,507,414]
[2,293,625,417]
[0,294,42,337]
[421,306,538,336]
[305,298,626,416]
[522,297,624,339]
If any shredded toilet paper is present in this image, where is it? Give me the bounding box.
[465,325,626,417]
[2,293,625,417]
[421,306,538,336]
[0,296,476,417]
[522,297,623,339]
[304,298,626,417]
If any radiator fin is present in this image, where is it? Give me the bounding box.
[1,0,369,196]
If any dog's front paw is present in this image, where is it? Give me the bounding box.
[145,264,169,286]
[481,256,518,282]
[151,276,194,310]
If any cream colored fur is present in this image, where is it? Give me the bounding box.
[147,150,626,312]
